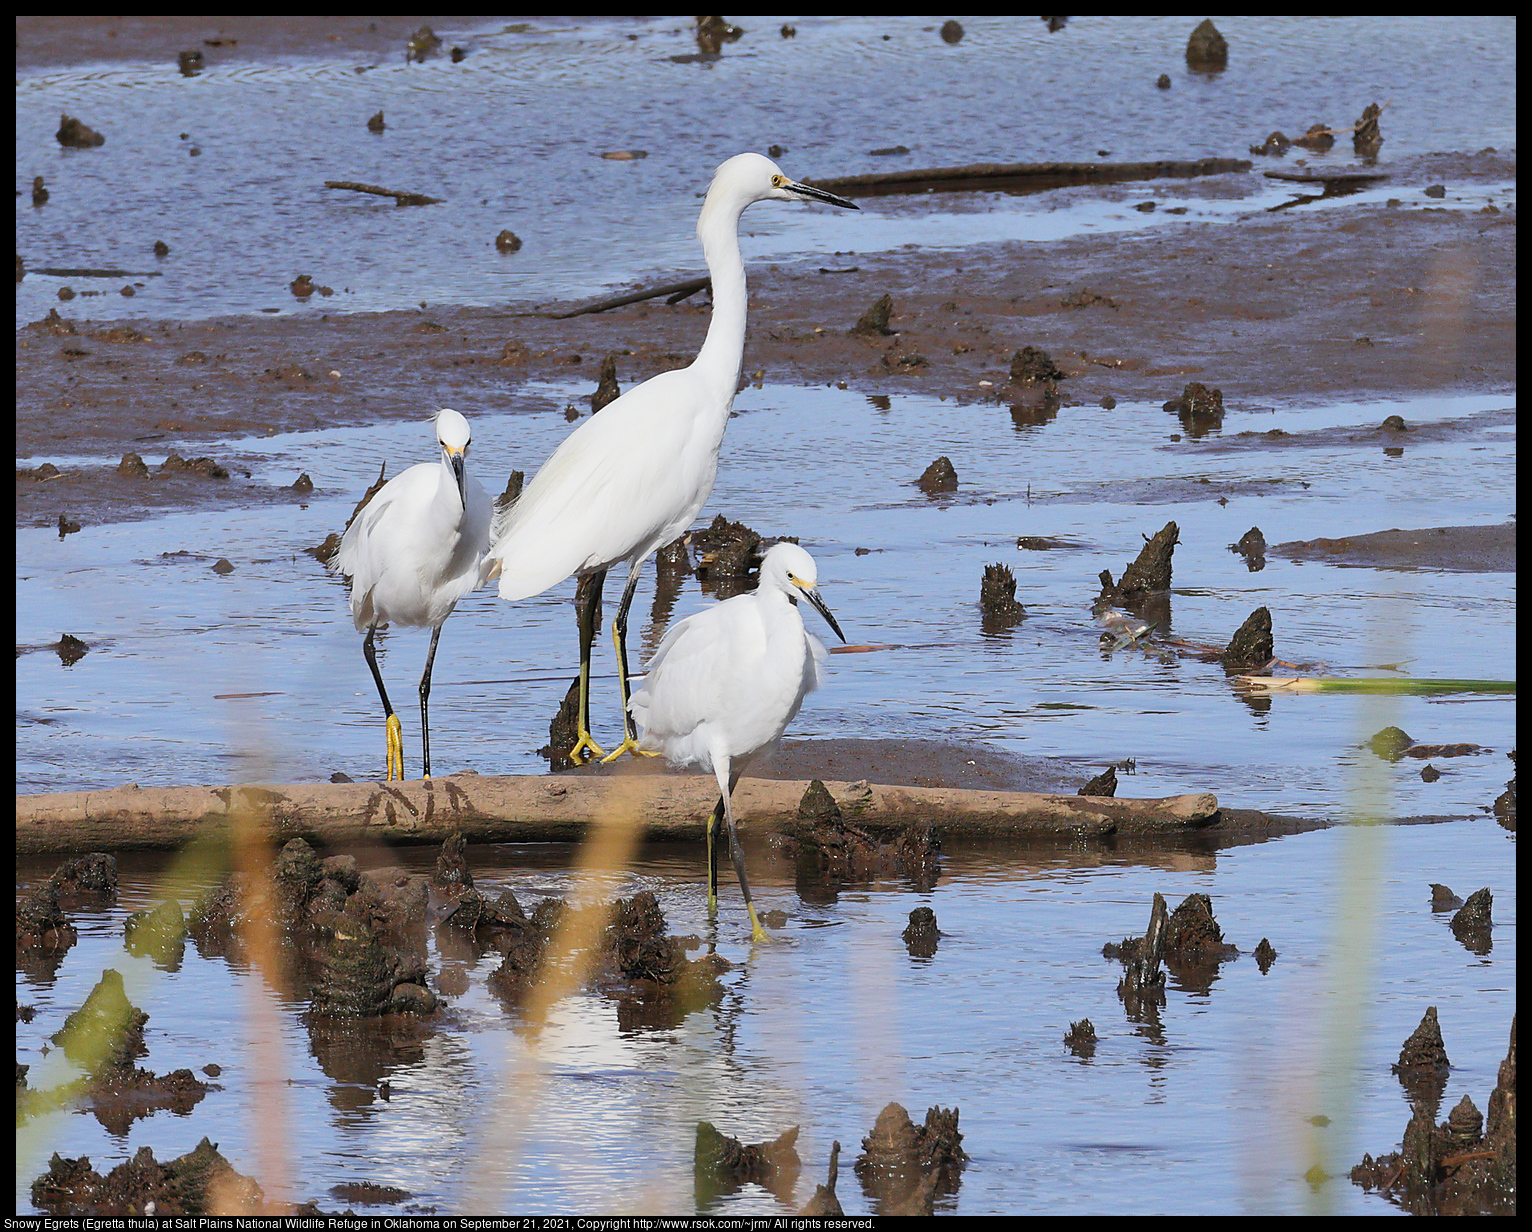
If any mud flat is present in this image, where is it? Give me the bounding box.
[17,152,1516,531]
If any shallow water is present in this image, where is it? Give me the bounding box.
[14,14,1518,328]
[16,383,1517,821]
[14,816,1516,1215]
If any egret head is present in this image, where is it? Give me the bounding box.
[434,407,472,504]
[760,542,846,642]
[707,152,859,212]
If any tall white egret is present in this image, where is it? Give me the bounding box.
[487,152,857,764]
[332,408,492,781]
[629,542,846,942]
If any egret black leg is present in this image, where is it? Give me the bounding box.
[720,779,768,944]
[417,624,443,781]
[601,563,657,763]
[709,763,755,935]
[571,569,607,763]
[706,794,725,912]
[613,565,643,741]
[363,625,403,781]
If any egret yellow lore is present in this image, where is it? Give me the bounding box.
[485,152,858,764]
[629,542,846,942]
[332,408,492,781]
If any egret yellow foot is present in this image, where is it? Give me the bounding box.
[385,714,405,782]
[746,905,771,945]
[568,728,607,765]
[599,736,661,764]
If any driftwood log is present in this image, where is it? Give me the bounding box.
[15,774,1219,855]
[803,157,1252,198]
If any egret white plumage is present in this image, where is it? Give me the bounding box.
[332,408,492,781]
[629,542,846,942]
[485,152,857,765]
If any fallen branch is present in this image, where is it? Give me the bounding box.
[323,180,443,206]
[15,774,1221,855]
[803,157,1252,198]
[548,275,711,320]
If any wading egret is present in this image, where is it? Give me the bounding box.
[486,152,857,764]
[332,408,492,781]
[629,542,846,942]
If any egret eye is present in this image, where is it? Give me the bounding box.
[771,174,785,188]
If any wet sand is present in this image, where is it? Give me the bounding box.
[17,151,1516,552]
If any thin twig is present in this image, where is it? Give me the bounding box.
[323,180,443,206]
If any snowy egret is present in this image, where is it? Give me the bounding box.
[629,542,846,942]
[486,152,857,764]
[332,408,492,781]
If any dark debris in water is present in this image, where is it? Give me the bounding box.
[1009,345,1064,384]
[1077,765,1118,797]
[979,562,1026,633]
[1064,1018,1098,1059]
[32,1137,267,1217]
[797,1141,844,1216]
[22,964,214,1137]
[786,779,941,902]
[694,1120,800,1207]
[124,898,187,969]
[1449,887,1493,955]
[16,879,78,974]
[1392,1005,1452,1115]
[1231,525,1267,571]
[539,677,582,772]
[687,513,797,598]
[330,1180,412,1206]
[916,455,957,495]
[1162,381,1224,436]
[1221,605,1274,671]
[1354,1014,1515,1215]
[902,906,940,958]
[854,1101,968,1216]
[1096,519,1178,621]
[1185,20,1227,72]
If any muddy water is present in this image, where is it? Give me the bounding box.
[17,384,1516,820]
[15,15,1518,327]
[14,817,1515,1215]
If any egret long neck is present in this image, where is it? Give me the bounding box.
[691,194,749,406]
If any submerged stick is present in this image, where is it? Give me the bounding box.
[15,775,1220,855]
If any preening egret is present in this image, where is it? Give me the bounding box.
[332,408,492,780]
[486,152,857,764]
[629,542,846,941]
